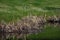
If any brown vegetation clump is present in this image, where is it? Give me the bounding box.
[0,15,60,34]
[47,15,60,23]
[0,16,46,34]
[16,16,46,34]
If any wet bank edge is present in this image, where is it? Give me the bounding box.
[0,16,60,33]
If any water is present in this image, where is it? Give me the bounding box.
[0,23,60,40]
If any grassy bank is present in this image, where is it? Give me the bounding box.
[0,0,60,22]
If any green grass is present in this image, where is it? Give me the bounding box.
[0,0,60,22]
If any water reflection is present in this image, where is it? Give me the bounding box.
[0,23,60,40]
[46,23,60,28]
[0,33,23,40]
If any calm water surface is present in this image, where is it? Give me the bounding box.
[0,23,60,40]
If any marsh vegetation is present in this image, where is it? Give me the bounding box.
[0,0,60,40]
